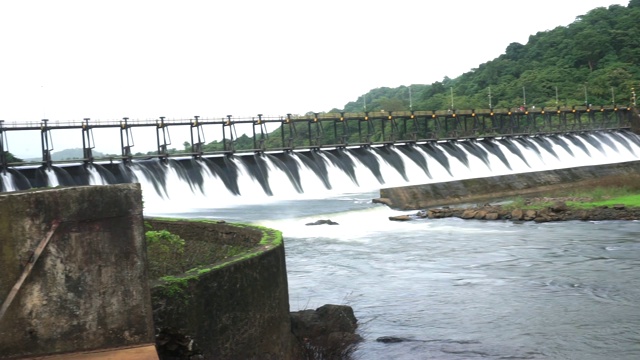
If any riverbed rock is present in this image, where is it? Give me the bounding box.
[485,212,500,220]
[306,219,339,226]
[511,208,524,220]
[523,209,538,221]
[387,195,640,224]
[389,215,412,221]
[376,336,414,343]
[372,197,393,207]
[550,201,569,212]
[290,304,362,358]
[461,209,478,219]
[474,209,488,219]
[428,208,455,218]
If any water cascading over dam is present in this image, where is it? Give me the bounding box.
[1,130,639,211]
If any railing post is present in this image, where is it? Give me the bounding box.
[253,114,267,152]
[190,116,204,158]
[120,117,134,163]
[0,120,7,173]
[282,114,288,149]
[223,115,236,153]
[339,112,348,145]
[82,118,94,164]
[40,119,53,169]
[333,114,339,145]
[156,116,170,162]
[360,112,369,144]
[283,113,295,150]
[387,111,397,142]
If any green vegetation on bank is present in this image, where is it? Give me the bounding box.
[504,186,640,211]
[568,194,640,208]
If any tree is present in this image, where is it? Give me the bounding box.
[3,152,23,163]
[329,1,640,112]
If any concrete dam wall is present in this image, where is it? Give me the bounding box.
[378,160,640,210]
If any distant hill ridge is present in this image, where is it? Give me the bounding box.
[50,148,105,161]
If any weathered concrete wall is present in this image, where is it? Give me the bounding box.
[378,160,640,210]
[0,184,155,359]
[146,219,300,360]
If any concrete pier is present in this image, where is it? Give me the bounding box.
[0,184,155,359]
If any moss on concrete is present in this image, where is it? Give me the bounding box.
[146,218,296,359]
[146,217,284,308]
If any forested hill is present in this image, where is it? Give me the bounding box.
[339,0,640,113]
[175,1,640,153]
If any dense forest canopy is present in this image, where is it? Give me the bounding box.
[339,0,639,113]
[239,0,639,149]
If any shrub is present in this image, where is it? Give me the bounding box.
[146,230,186,278]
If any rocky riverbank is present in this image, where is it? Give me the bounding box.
[389,198,640,222]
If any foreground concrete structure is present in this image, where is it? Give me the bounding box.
[0,184,156,359]
[146,219,301,359]
[378,160,640,210]
[0,182,361,359]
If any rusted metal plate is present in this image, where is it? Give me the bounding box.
[26,344,158,360]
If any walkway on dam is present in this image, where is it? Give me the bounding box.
[1,105,637,168]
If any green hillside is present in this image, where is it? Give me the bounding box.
[341,0,640,114]
[252,0,639,149]
[45,1,640,156]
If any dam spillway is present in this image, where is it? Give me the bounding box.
[2,130,640,212]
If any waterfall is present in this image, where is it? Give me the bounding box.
[1,172,15,192]
[2,130,640,211]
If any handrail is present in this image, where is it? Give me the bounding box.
[0,220,60,322]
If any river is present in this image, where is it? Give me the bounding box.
[168,189,640,360]
[134,131,640,359]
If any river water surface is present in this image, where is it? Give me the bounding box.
[170,190,640,360]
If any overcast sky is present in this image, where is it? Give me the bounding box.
[0,0,628,158]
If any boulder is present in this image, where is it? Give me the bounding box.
[428,209,451,218]
[511,208,524,220]
[474,210,488,219]
[523,209,537,221]
[485,212,499,220]
[550,201,569,212]
[290,304,362,358]
[461,209,478,219]
[306,219,339,226]
[376,336,414,343]
[389,215,412,221]
[372,198,393,207]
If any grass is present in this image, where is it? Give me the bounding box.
[568,194,640,208]
[502,186,640,211]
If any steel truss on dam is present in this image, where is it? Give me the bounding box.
[0,105,635,170]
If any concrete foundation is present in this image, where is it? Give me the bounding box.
[0,184,155,359]
[146,219,301,360]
